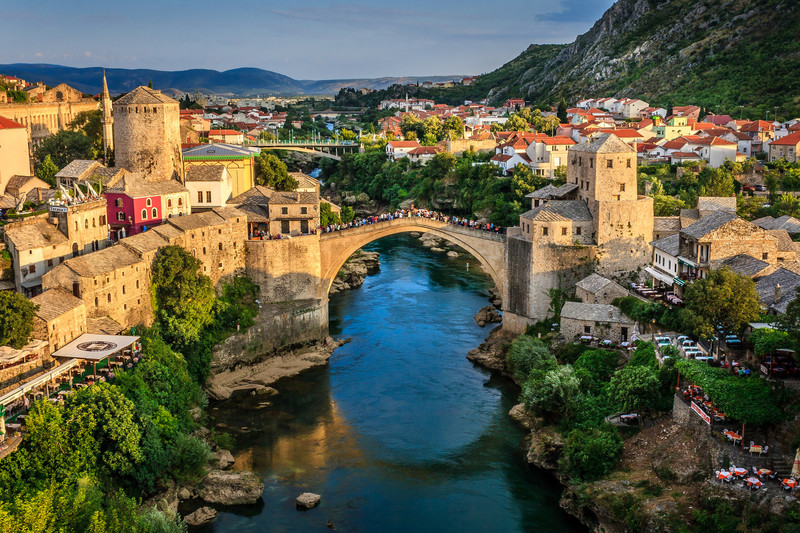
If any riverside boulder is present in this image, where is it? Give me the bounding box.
[296,492,321,509]
[474,305,502,327]
[184,507,218,526]
[198,470,264,506]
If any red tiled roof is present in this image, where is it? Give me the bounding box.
[770,131,800,146]
[490,154,513,162]
[541,136,576,146]
[408,146,441,155]
[671,151,701,158]
[209,129,241,135]
[388,141,421,148]
[597,128,643,138]
[692,136,736,146]
[0,116,25,129]
[741,120,775,132]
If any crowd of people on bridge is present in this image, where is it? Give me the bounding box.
[319,208,505,235]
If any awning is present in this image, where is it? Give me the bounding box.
[678,256,697,268]
[645,267,675,285]
[673,277,686,287]
[52,333,139,361]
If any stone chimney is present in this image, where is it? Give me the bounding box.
[608,310,613,319]
[775,283,782,304]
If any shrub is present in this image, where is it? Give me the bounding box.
[608,365,660,413]
[521,365,580,417]
[560,426,623,481]
[554,342,592,365]
[573,349,620,392]
[505,335,554,381]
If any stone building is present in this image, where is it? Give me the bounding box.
[113,86,183,182]
[185,165,232,209]
[575,273,628,305]
[0,117,31,195]
[104,172,191,239]
[504,133,654,330]
[677,211,778,282]
[30,288,87,354]
[3,199,109,296]
[0,83,97,146]
[560,301,636,343]
[228,186,320,237]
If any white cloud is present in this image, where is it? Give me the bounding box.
[84,51,92,58]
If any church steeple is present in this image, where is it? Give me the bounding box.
[101,70,114,160]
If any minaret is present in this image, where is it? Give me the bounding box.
[101,70,114,159]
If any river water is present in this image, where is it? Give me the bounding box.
[200,234,584,533]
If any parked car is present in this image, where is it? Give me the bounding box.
[754,184,767,191]
[743,185,755,191]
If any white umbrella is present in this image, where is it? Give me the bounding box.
[792,448,800,479]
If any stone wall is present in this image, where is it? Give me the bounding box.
[210,299,328,373]
[245,236,322,303]
[529,242,597,321]
[595,197,654,279]
[447,138,497,155]
[560,315,634,343]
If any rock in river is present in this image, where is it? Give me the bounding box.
[474,305,502,327]
[216,449,235,470]
[296,492,321,509]
[184,506,218,526]
[198,470,264,506]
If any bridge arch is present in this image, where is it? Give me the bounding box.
[318,218,506,301]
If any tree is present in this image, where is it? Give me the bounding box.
[0,292,37,349]
[341,205,355,224]
[34,154,59,187]
[400,114,423,139]
[254,152,298,191]
[748,328,794,357]
[697,167,736,197]
[557,98,568,124]
[777,287,800,347]
[33,130,95,169]
[503,113,530,132]
[684,267,762,338]
[151,246,216,347]
[652,194,687,216]
[320,202,341,226]
[608,365,660,413]
[422,117,442,141]
[148,80,153,89]
[505,335,554,381]
[442,115,464,139]
[426,152,456,179]
[522,365,580,416]
[561,427,623,481]
[69,110,103,152]
[775,192,800,218]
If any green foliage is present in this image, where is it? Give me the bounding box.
[608,365,661,413]
[340,205,355,224]
[674,359,786,425]
[69,110,104,156]
[748,328,794,356]
[6,89,28,103]
[521,365,580,417]
[573,349,619,392]
[778,287,800,347]
[505,335,554,381]
[151,246,215,348]
[320,201,341,226]
[0,291,37,349]
[684,267,762,338]
[651,194,686,216]
[255,151,298,191]
[33,130,96,171]
[627,341,658,369]
[614,296,663,324]
[560,426,623,481]
[35,154,60,187]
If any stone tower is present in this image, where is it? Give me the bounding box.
[568,133,653,276]
[112,86,183,182]
[101,70,114,158]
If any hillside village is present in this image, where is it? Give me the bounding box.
[1,71,800,531]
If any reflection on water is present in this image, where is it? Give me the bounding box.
[201,234,584,533]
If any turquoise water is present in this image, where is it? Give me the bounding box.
[199,234,584,532]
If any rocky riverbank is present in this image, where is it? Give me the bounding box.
[329,249,380,294]
[466,329,800,532]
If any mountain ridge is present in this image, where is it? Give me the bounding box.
[0,63,466,97]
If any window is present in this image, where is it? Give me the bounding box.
[29,263,36,274]
[590,158,593,168]
[107,294,111,303]
[178,198,183,206]
[301,207,308,215]
[152,208,157,218]
[100,215,106,226]
[218,229,222,234]
[281,207,289,215]
[136,280,139,289]
[85,219,89,229]
[584,325,591,334]
[117,212,125,221]
[576,226,582,235]
[203,247,207,254]
[141,209,147,219]
[619,183,625,192]
[198,191,203,203]
[626,159,631,168]
[762,253,769,260]
[47,259,53,267]
[561,227,567,236]
[167,199,172,207]
[206,191,211,203]
[146,198,152,207]
[122,285,126,295]
[92,218,96,227]
[218,243,223,251]
[281,220,290,234]
[578,157,582,166]
[606,159,613,168]
[115,198,123,207]
[542,227,548,236]
[95,297,98,307]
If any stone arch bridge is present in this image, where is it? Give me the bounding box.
[318,218,507,300]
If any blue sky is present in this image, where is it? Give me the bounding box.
[1,0,615,79]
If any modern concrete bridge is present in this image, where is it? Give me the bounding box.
[239,140,361,160]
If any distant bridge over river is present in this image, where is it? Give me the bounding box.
[239,140,362,160]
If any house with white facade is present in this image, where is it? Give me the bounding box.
[386,140,421,160]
